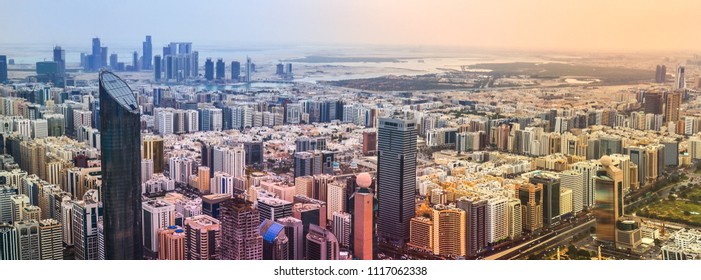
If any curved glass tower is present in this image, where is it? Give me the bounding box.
[99,71,143,259]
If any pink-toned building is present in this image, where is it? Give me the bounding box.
[158,226,185,260]
[352,192,374,260]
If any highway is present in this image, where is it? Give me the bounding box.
[485,218,596,260]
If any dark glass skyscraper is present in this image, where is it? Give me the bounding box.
[154,55,161,81]
[92,38,102,71]
[530,174,560,226]
[53,46,65,77]
[0,55,7,82]
[231,61,240,81]
[376,117,416,246]
[142,35,152,70]
[132,51,139,71]
[204,58,214,81]
[216,58,225,80]
[99,71,143,259]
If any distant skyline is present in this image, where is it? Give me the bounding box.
[1,0,700,53]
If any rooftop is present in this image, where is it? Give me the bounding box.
[99,71,139,113]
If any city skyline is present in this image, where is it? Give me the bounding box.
[1,0,701,53]
[3,0,701,267]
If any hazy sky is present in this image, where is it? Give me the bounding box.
[1,0,699,52]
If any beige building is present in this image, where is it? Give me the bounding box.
[516,183,543,232]
[507,198,522,240]
[560,187,573,216]
[409,216,433,252]
[197,166,211,194]
[432,206,466,257]
[294,176,314,197]
[39,219,62,260]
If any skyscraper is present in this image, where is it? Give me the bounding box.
[294,152,315,178]
[204,58,214,81]
[643,91,664,115]
[507,198,522,240]
[38,219,62,260]
[306,224,339,260]
[231,61,241,81]
[52,46,65,87]
[132,51,139,71]
[676,65,686,90]
[432,206,466,257]
[142,35,152,70]
[246,57,252,82]
[142,136,164,173]
[277,216,303,260]
[332,211,351,249]
[409,216,433,252]
[197,166,211,194]
[219,197,262,260]
[594,156,624,244]
[655,65,666,83]
[457,196,488,257]
[92,38,102,71]
[99,71,143,260]
[516,183,543,233]
[377,117,417,246]
[101,47,108,70]
[0,55,7,82]
[15,220,40,260]
[276,63,284,75]
[154,55,161,81]
[109,53,118,70]
[215,58,225,80]
[0,186,18,223]
[0,223,18,260]
[73,192,102,260]
[665,91,682,123]
[529,174,560,226]
[560,169,585,214]
[348,173,376,260]
[326,182,346,219]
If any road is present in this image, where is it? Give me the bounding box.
[484,218,595,260]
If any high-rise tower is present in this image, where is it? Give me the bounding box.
[377,117,417,246]
[219,197,262,260]
[142,35,152,70]
[676,66,686,90]
[594,155,624,244]
[99,71,143,259]
[665,91,682,123]
[348,172,376,259]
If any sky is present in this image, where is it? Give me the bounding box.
[1,0,700,53]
